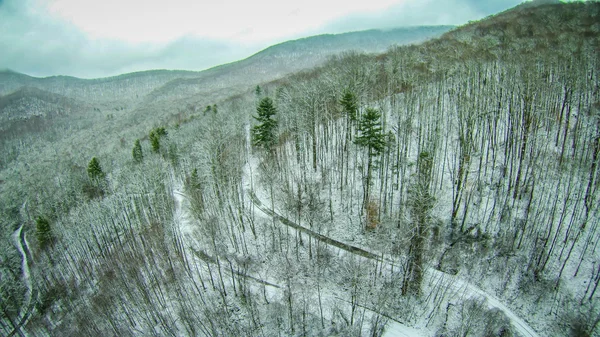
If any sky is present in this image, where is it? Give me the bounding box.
[0,0,524,79]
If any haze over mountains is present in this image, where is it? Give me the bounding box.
[0,26,452,149]
[0,0,521,78]
[0,26,452,99]
[1,1,599,336]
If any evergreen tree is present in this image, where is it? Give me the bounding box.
[355,107,386,222]
[340,91,358,123]
[355,108,385,155]
[255,85,262,98]
[36,216,53,249]
[132,139,143,163]
[190,168,201,189]
[403,151,434,295]
[149,127,167,153]
[87,157,105,181]
[187,168,205,215]
[252,97,278,153]
[340,90,359,155]
[150,131,160,152]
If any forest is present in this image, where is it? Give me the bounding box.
[1,2,599,336]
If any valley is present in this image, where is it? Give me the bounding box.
[1,2,599,336]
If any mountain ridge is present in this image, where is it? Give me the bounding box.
[0,26,454,82]
[1,2,599,336]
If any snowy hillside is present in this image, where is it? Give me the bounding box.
[1,2,599,337]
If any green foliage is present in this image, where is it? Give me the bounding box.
[354,107,386,156]
[255,85,262,97]
[87,157,105,181]
[252,97,278,152]
[190,168,200,189]
[340,91,358,122]
[132,139,143,163]
[36,216,53,249]
[203,104,218,115]
[150,132,160,152]
[186,168,205,216]
[149,127,167,153]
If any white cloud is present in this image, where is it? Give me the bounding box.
[0,0,522,78]
[43,0,401,43]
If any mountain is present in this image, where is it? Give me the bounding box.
[2,3,599,337]
[0,69,200,106]
[0,26,452,109]
[142,26,454,103]
[0,25,452,164]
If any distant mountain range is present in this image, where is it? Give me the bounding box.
[0,26,453,108]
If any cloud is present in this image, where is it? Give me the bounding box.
[320,0,522,33]
[0,0,258,78]
[44,0,401,44]
[0,0,523,79]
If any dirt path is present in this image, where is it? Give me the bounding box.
[249,191,379,260]
[8,226,37,337]
[249,191,540,337]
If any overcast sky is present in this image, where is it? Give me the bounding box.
[0,0,524,79]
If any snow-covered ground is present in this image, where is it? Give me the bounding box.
[240,117,541,336]
[426,268,540,337]
[11,225,33,337]
[382,321,429,337]
[250,188,540,337]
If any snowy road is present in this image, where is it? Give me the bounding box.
[383,322,429,337]
[426,268,540,337]
[8,225,35,337]
[249,192,540,337]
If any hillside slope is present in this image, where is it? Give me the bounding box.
[0,26,452,109]
[1,2,599,337]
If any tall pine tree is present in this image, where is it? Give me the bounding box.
[149,127,167,153]
[403,151,434,295]
[340,91,358,123]
[87,157,105,181]
[132,139,143,163]
[355,107,386,222]
[36,216,53,249]
[252,97,278,153]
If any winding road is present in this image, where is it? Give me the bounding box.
[249,190,540,337]
[8,226,36,337]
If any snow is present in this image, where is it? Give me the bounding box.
[11,225,33,336]
[173,189,195,238]
[426,268,540,337]
[382,321,429,337]
[245,160,541,337]
[163,115,544,337]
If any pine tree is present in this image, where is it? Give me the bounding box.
[149,127,167,153]
[150,131,160,152]
[87,157,105,181]
[255,85,262,98]
[340,91,358,123]
[132,139,143,163]
[252,97,278,153]
[403,151,434,295]
[340,90,359,182]
[36,216,53,249]
[355,108,386,155]
[355,107,386,222]
[190,168,200,189]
